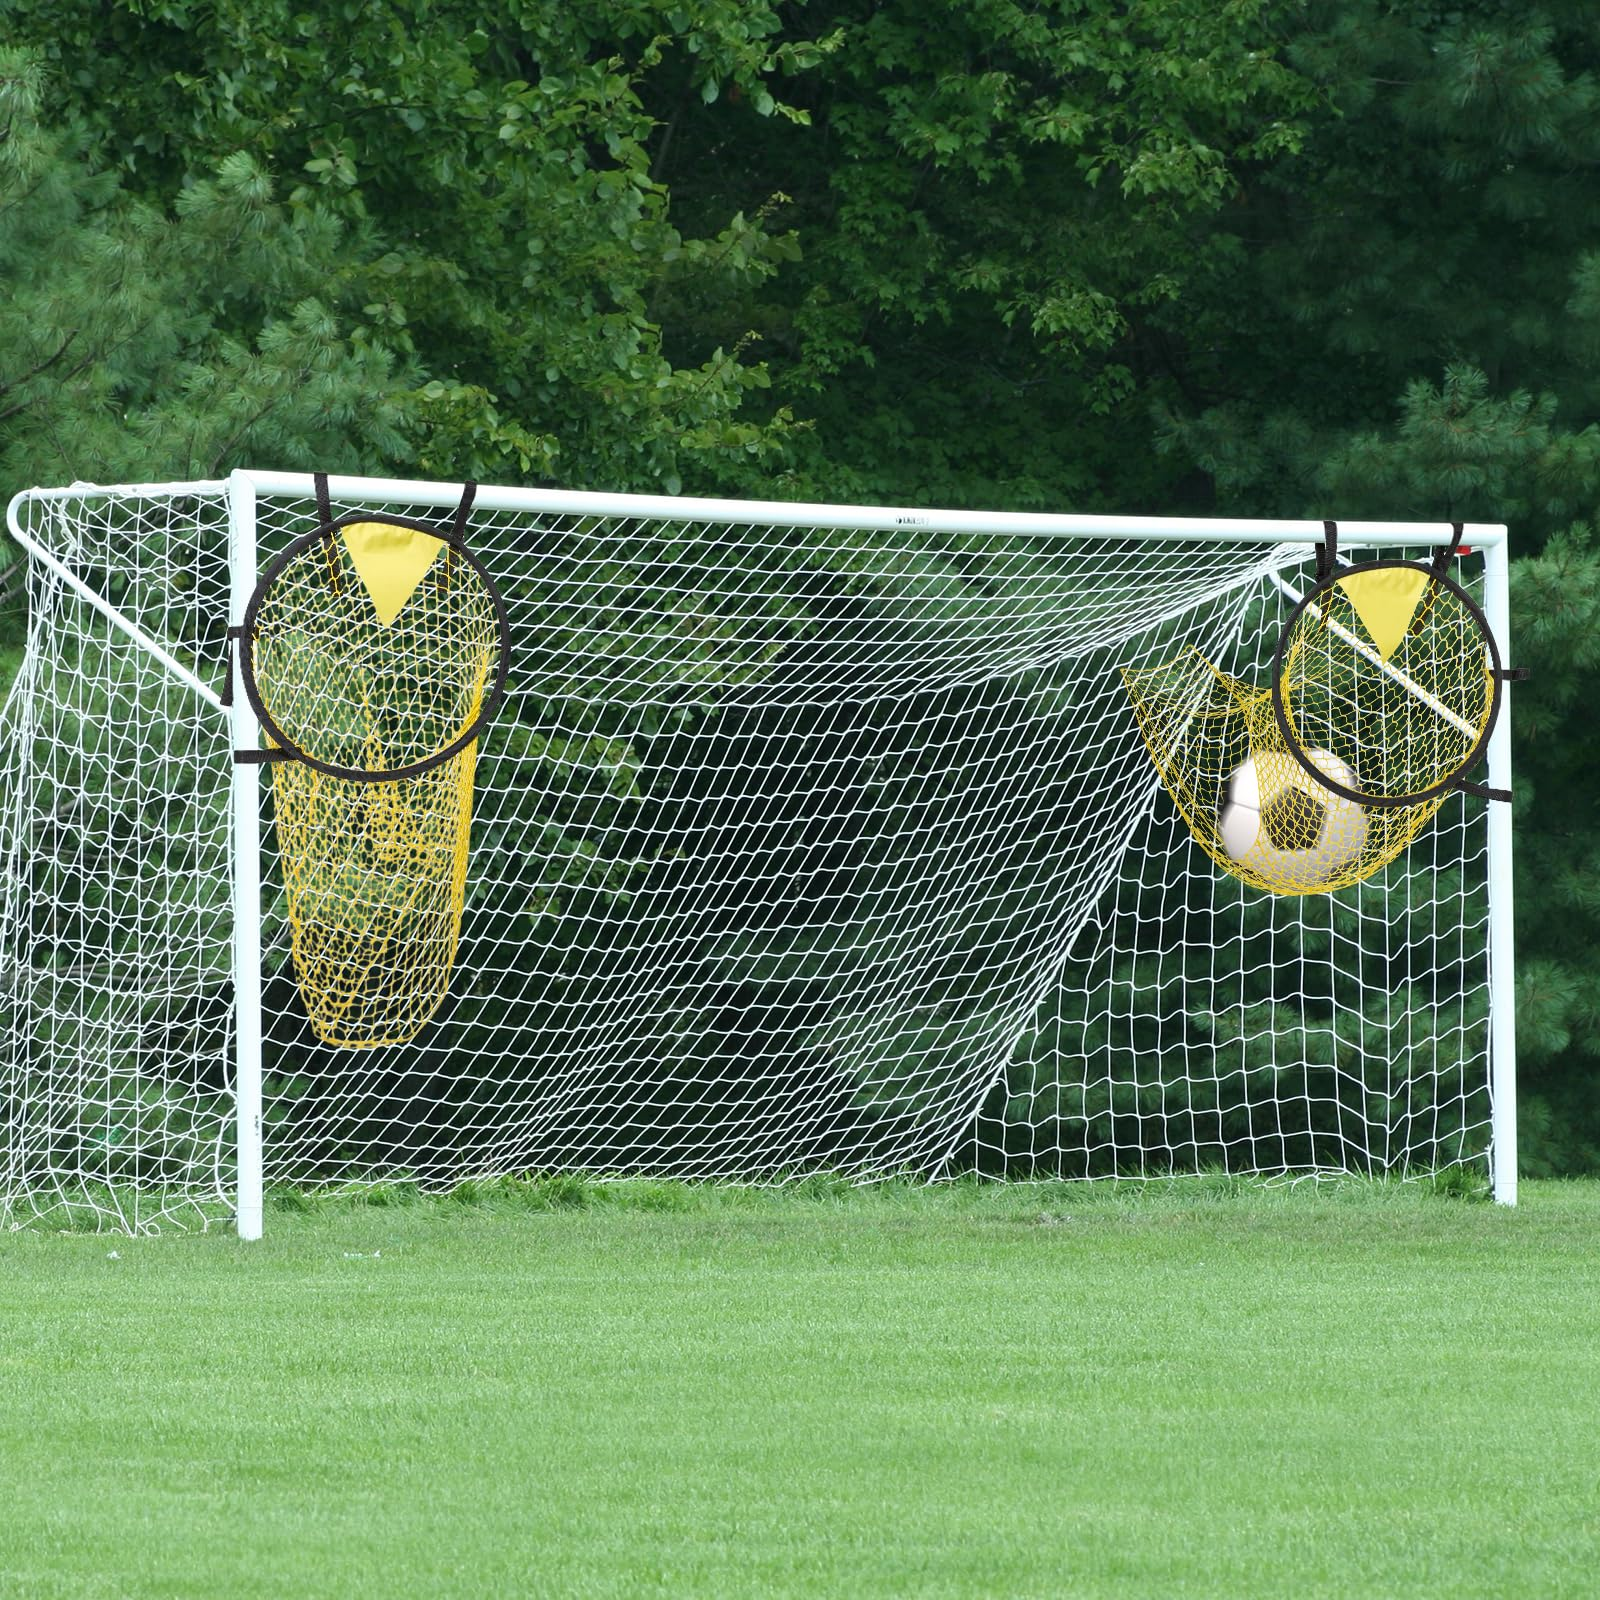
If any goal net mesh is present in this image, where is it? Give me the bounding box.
[0,483,1492,1231]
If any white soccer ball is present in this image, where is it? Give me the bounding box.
[1217,749,1369,892]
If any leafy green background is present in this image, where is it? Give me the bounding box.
[1,0,1595,1172]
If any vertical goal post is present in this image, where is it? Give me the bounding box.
[2,469,1517,1235]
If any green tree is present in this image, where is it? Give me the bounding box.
[5,0,822,494]
[652,0,1319,507]
[0,44,435,685]
[0,49,417,493]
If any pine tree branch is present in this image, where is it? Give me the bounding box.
[204,378,303,476]
[0,329,79,407]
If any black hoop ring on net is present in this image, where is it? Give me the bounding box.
[239,511,512,785]
[1269,555,1504,810]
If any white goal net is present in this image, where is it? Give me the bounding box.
[1,474,1514,1232]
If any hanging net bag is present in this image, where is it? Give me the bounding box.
[236,476,510,1047]
[1122,524,1522,897]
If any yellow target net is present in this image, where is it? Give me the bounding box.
[270,735,482,1048]
[1275,561,1497,807]
[241,481,508,1047]
[1122,530,1515,897]
[1121,647,1443,897]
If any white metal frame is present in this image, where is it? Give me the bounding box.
[1481,538,1518,1204]
[227,474,265,1239]
[4,470,1518,1227]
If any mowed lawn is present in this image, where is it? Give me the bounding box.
[2,1178,1597,1599]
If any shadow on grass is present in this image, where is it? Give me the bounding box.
[251,1161,1498,1224]
[0,1161,1508,1235]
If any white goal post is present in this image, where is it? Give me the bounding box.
[2,469,1517,1236]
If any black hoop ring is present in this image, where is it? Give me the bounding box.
[239,512,512,784]
[1269,556,1504,810]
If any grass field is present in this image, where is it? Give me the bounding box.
[3,1175,1597,1599]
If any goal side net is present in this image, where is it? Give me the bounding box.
[0,474,1515,1233]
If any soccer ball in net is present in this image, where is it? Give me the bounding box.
[1218,749,1370,893]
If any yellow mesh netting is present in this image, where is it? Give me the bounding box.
[250,520,500,1047]
[1121,647,1445,896]
[271,737,480,1048]
[1278,567,1495,806]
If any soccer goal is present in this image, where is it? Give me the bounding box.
[1,472,1518,1235]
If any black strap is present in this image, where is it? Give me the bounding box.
[1430,522,1467,580]
[221,624,243,707]
[442,481,476,591]
[1455,734,1518,802]
[312,470,343,592]
[451,481,478,544]
[1315,520,1338,582]
[1496,666,1530,683]
[233,747,290,766]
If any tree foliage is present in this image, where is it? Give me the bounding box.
[5,0,817,492]
[0,49,415,489]
[655,0,1320,507]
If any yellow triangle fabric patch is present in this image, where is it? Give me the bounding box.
[340,520,445,627]
[1336,566,1430,661]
